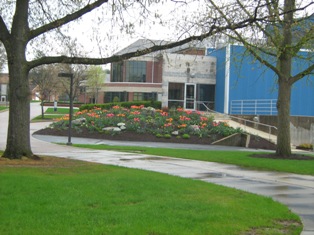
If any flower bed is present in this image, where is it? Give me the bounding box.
[49,105,243,140]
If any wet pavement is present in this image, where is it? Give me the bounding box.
[1,103,314,234]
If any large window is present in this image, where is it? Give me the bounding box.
[126,61,146,82]
[168,83,184,108]
[168,83,215,110]
[111,62,123,82]
[133,92,157,101]
[104,92,128,103]
[196,84,215,111]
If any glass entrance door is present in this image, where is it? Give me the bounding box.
[185,84,196,110]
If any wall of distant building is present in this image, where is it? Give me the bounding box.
[207,44,314,117]
[0,73,9,102]
[161,53,216,109]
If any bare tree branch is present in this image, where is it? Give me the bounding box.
[28,11,272,70]
[291,63,314,84]
[28,0,109,41]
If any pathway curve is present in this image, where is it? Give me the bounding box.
[0,103,313,234]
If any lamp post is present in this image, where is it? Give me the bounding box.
[58,72,74,145]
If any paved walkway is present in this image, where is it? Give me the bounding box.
[1,103,314,234]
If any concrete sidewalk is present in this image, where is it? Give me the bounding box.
[1,103,314,234]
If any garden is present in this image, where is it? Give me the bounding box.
[38,105,244,145]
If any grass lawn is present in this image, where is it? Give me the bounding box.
[31,107,79,121]
[0,155,301,235]
[32,114,65,121]
[73,144,314,176]
[0,106,8,111]
[45,107,79,114]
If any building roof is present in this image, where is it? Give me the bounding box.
[114,39,207,56]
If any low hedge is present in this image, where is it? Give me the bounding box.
[79,101,161,111]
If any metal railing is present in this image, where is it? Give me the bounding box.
[202,103,277,141]
[230,99,277,115]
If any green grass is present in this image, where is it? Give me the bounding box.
[0,156,301,235]
[73,144,314,175]
[0,106,8,111]
[32,114,65,121]
[31,107,79,121]
[45,107,78,114]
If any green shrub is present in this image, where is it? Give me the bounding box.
[164,134,171,139]
[79,101,161,111]
[209,122,243,137]
[297,143,313,149]
[113,96,120,103]
[182,134,190,139]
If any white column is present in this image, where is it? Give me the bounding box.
[224,44,231,114]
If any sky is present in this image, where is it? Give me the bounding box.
[33,0,314,58]
[1,0,313,73]
[66,1,202,57]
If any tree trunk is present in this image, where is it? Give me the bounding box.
[275,0,294,157]
[2,27,34,159]
[1,0,35,159]
[276,78,292,157]
[2,63,33,159]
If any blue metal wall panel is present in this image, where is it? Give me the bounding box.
[207,45,314,116]
[228,45,278,115]
[207,47,226,113]
[290,51,314,116]
[228,45,278,100]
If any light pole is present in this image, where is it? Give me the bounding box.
[58,72,73,145]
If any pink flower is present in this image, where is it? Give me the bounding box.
[200,116,208,122]
[180,116,191,121]
[212,122,219,127]
[134,118,140,122]
[130,111,141,115]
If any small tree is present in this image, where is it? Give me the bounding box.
[58,63,88,105]
[29,65,64,118]
[85,66,105,104]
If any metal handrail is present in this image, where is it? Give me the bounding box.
[230,99,277,115]
[202,103,277,140]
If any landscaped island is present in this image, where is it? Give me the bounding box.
[36,105,246,144]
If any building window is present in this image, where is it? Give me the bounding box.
[133,92,143,101]
[133,92,157,101]
[0,84,7,95]
[168,83,184,108]
[168,83,184,100]
[111,62,123,82]
[196,84,215,111]
[126,61,146,82]
[104,92,128,103]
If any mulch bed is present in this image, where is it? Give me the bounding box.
[34,128,222,145]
